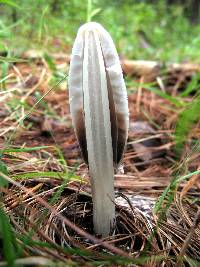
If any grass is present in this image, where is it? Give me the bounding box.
[1,1,200,62]
[0,207,19,267]
[175,93,200,154]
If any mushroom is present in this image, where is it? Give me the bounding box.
[68,22,129,236]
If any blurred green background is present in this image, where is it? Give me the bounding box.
[0,0,200,62]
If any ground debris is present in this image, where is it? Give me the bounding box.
[0,56,200,266]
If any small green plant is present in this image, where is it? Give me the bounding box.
[0,208,18,267]
[0,159,8,188]
[37,5,49,43]
[181,72,200,97]
[0,160,22,267]
[87,0,101,22]
[175,93,200,154]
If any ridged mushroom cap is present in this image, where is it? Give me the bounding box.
[68,22,129,167]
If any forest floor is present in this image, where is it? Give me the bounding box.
[0,51,200,266]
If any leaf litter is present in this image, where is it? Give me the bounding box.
[0,52,200,266]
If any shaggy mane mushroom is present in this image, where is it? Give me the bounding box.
[68,22,129,236]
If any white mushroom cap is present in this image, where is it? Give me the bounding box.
[68,22,129,167]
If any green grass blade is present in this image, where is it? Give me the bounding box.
[0,74,13,84]
[44,53,56,71]
[38,5,49,43]
[0,0,21,8]
[154,169,200,213]
[0,208,18,267]
[90,8,101,20]
[177,169,200,183]
[0,56,27,62]
[2,146,50,154]
[55,147,68,172]
[143,86,184,107]
[0,160,8,188]
[11,171,82,182]
[153,183,171,213]
[87,0,92,22]
[175,94,200,153]
[128,80,185,107]
[181,72,200,97]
